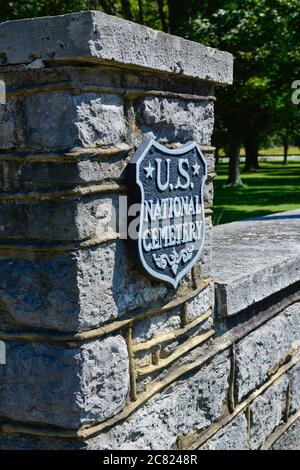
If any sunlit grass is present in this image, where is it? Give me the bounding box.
[213,160,300,225]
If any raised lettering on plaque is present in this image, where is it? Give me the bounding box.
[128,139,207,288]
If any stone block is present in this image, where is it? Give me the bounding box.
[136,97,214,145]
[0,241,195,332]
[86,351,230,449]
[249,376,288,449]
[24,91,126,150]
[132,307,182,344]
[0,194,119,242]
[0,11,233,84]
[235,303,300,402]
[0,335,129,428]
[185,283,214,322]
[289,362,300,415]
[272,419,300,450]
[213,212,300,317]
[199,413,249,450]
[0,100,15,149]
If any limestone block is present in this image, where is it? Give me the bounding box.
[0,335,129,428]
[0,11,233,84]
[0,242,195,332]
[86,351,230,449]
[185,283,214,322]
[212,212,300,317]
[137,97,214,145]
[272,419,300,450]
[132,307,182,344]
[0,194,119,242]
[0,100,15,149]
[199,414,249,450]
[249,376,288,449]
[24,91,126,150]
[289,362,300,415]
[235,303,300,402]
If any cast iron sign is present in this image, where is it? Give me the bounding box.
[128,139,207,288]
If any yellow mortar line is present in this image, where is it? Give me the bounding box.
[0,182,127,202]
[136,329,215,377]
[179,352,300,450]
[1,326,299,442]
[0,278,213,344]
[6,82,216,103]
[260,409,300,450]
[133,309,212,353]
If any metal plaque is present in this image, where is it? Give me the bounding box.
[128,139,207,288]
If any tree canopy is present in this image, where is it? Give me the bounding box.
[1,0,299,183]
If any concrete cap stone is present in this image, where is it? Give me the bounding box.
[0,10,233,85]
[212,210,300,317]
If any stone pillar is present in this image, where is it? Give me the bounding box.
[0,11,233,449]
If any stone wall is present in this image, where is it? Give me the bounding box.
[0,11,299,451]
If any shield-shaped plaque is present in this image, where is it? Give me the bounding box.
[128,139,207,288]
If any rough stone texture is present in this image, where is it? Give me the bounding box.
[0,100,15,149]
[24,92,126,150]
[212,210,300,317]
[0,242,194,331]
[0,11,233,84]
[86,351,230,449]
[289,363,300,415]
[132,307,182,344]
[186,283,214,322]
[137,97,214,145]
[250,376,289,449]
[199,414,249,450]
[0,194,119,241]
[0,335,129,428]
[235,302,300,402]
[192,223,213,281]
[1,152,128,192]
[272,419,300,450]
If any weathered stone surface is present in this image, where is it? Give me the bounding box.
[0,11,233,85]
[235,303,300,402]
[24,91,126,150]
[86,351,230,449]
[0,241,195,331]
[212,210,300,317]
[289,363,300,415]
[272,419,300,450]
[137,97,214,145]
[4,152,128,191]
[192,223,213,281]
[0,335,129,428]
[199,413,249,450]
[132,307,182,344]
[0,194,119,241]
[186,283,214,322]
[250,376,288,449]
[0,100,15,149]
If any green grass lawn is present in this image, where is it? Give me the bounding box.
[213,160,300,225]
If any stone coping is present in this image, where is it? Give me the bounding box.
[0,10,233,85]
[212,210,300,317]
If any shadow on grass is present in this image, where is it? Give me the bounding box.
[213,160,300,225]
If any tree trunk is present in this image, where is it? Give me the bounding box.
[227,135,243,186]
[244,134,259,171]
[157,0,168,32]
[138,0,144,24]
[121,0,133,21]
[283,136,289,165]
